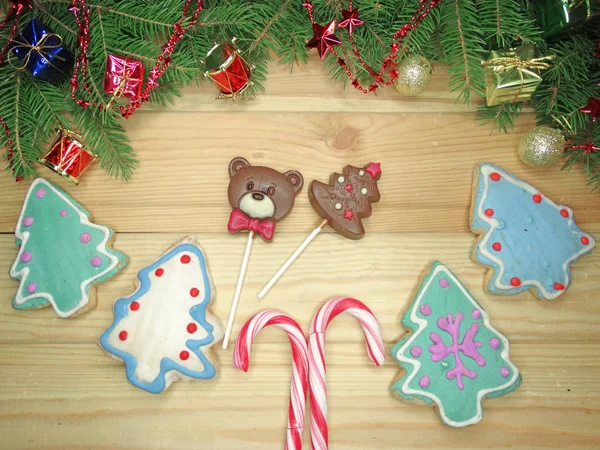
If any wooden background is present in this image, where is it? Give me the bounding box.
[1,57,599,450]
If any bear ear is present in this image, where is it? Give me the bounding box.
[229,157,250,178]
[284,170,304,194]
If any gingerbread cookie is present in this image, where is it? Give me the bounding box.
[470,163,595,300]
[309,162,382,239]
[391,262,521,427]
[9,178,126,318]
[227,157,303,241]
[100,237,223,394]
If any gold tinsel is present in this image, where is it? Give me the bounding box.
[394,55,432,96]
[518,126,566,167]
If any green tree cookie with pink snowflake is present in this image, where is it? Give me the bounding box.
[391,262,521,427]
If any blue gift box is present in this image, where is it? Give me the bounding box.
[11,17,74,83]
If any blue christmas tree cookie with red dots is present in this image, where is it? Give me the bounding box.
[9,178,127,318]
[100,237,224,394]
[391,262,521,428]
[470,163,595,300]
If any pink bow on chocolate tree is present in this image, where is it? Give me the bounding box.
[227,210,276,241]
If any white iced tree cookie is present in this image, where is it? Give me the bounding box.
[100,237,223,394]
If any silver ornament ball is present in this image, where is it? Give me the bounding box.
[518,126,566,167]
[394,55,433,96]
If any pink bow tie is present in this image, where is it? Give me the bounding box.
[228,210,276,241]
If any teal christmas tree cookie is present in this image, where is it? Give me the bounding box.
[9,179,127,318]
[391,262,521,427]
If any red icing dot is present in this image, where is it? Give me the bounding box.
[560,209,569,218]
[187,323,198,333]
[492,242,502,251]
[155,268,164,277]
[533,194,542,203]
[130,301,140,311]
[485,208,494,217]
[489,172,501,181]
[119,331,128,341]
[581,236,590,245]
[554,283,565,291]
[180,351,189,360]
[510,277,521,287]
[180,254,191,264]
[190,288,199,297]
[344,183,353,192]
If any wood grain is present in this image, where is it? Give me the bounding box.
[0,57,599,449]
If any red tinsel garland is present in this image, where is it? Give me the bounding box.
[303,0,441,94]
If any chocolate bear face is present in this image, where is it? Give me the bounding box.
[228,157,303,222]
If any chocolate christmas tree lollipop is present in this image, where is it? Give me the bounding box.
[222,157,303,348]
[258,162,382,298]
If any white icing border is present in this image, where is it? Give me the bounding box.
[395,264,520,428]
[9,178,121,318]
[476,164,595,300]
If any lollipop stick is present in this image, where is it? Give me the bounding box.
[258,219,328,299]
[223,231,255,349]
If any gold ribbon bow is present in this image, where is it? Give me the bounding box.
[8,33,66,72]
[481,54,555,73]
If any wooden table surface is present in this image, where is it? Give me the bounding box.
[1,56,599,450]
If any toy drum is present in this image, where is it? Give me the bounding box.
[204,39,252,98]
[38,129,97,184]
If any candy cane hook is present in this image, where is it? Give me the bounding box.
[234,310,309,450]
[309,297,385,450]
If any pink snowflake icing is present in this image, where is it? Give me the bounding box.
[428,313,486,390]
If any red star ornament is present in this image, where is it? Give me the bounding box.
[365,162,382,179]
[344,209,354,220]
[580,98,600,121]
[306,20,341,60]
[338,8,363,34]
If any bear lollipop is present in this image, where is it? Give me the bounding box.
[222,157,303,349]
[258,162,382,298]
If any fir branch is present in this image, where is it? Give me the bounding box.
[71,106,138,180]
[442,0,486,103]
[249,0,292,52]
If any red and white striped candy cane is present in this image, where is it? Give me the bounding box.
[234,310,309,450]
[309,297,385,450]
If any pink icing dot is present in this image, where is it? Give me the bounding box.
[35,189,46,198]
[90,256,102,267]
[410,346,422,357]
[80,232,92,243]
[20,251,32,263]
[23,216,34,227]
[472,309,481,320]
[490,337,500,350]
[59,210,68,217]
[26,282,37,293]
[439,278,450,288]
[419,375,431,388]
[420,304,432,316]
[500,367,510,377]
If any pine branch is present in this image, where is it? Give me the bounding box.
[71,106,138,180]
[442,0,486,103]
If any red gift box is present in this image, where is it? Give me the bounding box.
[104,54,144,99]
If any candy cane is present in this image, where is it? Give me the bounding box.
[234,310,309,450]
[309,297,385,450]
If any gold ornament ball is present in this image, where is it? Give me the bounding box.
[518,126,566,167]
[394,55,433,96]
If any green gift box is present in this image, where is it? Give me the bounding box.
[482,45,552,107]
